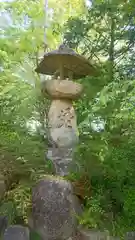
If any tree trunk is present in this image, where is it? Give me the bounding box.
[109,12,115,82]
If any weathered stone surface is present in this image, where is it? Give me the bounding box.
[48,100,78,148]
[76,229,120,240]
[44,79,83,100]
[78,229,108,240]
[0,174,6,199]
[47,147,75,176]
[125,232,135,240]
[3,225,30,240]
[48,99,77,129]
[50,127,78,148]
[0,216,8,237]
[28,216,33,229]
[32,176,82,240]
[77,229,120,240]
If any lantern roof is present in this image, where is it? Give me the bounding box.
[35,44,97,79]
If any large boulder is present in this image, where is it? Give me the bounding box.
[32,175,82,240]
[3,225,30,240]
[43,79,83,100]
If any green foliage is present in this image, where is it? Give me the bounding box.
[6,184,31,223]
[79,196,105,229]
[30,231,42,240]
[124,187,135,219]
[0,202,16,225]
[1,0,135,239]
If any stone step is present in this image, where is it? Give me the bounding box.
[77,229,120,240]
[3,225,29,240]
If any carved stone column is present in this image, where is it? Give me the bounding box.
[35,44,96,175]
[44,79,83,176]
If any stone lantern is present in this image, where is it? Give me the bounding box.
[36,44,96,176]
[31,45,97,240]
